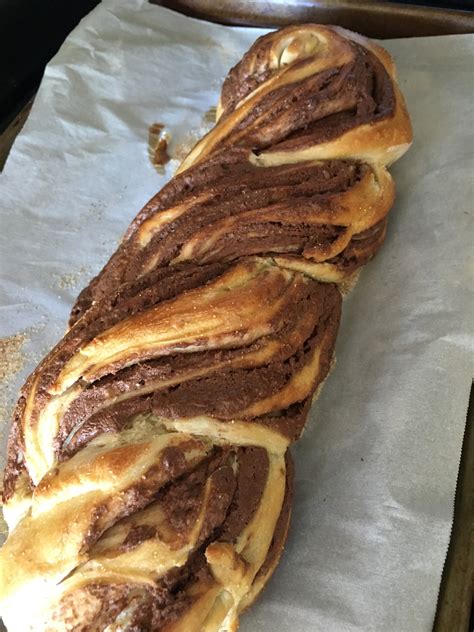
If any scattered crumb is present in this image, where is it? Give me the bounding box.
[340,269,361,297]
[148,123,171,173]
[55,265,90,290]
[147,107,217,172]
[172,130,202,164]
[0,334,27,382]
[171,108,216,166]
[0,332,28,432]
[87,200,107,220]
[203,106,217,124]
[0,322,49,434]
[1,397,16,441]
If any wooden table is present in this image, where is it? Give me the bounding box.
[0,3,472,630]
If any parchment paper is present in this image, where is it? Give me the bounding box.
[0,1,473,630]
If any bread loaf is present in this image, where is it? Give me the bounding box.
[0,25,412,631]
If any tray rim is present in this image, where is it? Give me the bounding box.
[153,0,474,38]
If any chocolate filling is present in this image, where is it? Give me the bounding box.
[53,446,272,630]
[264,43,394,152]
[221,447,269,542]
[327,218,387,270]
[220,40,394,149]
[69,50,389,314]
[129,162,362,274]
[2,262,232,502]
[57,279,339,457]
[149,301,334,420]
[64,37,393,320]
[70,158,365,321]
[93,445,268,556]
[3,272,339,501]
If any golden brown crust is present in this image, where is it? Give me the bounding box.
[0,24,411,632]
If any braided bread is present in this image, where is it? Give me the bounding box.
[0,25,412,631]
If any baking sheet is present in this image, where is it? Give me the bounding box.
[0,1,473,630]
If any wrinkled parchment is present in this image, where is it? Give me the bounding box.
[0,1,473,630]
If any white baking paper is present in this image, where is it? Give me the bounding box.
[0,1,473,630]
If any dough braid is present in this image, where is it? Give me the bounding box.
[0,25,412,631]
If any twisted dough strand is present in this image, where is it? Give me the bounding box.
[0,25,412,632]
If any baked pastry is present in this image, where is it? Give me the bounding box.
[0,24,412,631]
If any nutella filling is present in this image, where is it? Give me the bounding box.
[70,158,365,319]
[50,446,273,630]
[57,279,339,457]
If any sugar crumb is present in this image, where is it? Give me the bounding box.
[172,130,202,164]
[0,334,27,382]
[148,123,171,173]
[203,106,217,124]
[0,332,28,429]
[171,108,215,166]
[55,265,89,290]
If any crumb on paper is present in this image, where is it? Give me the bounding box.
[55,265,90,290]
[87,200,107,219]
[0,332,28,432]
[0,334,27,382]
[171,107,216,165]
[148,123,171,172]
[203,106,217,124]
[172,130,201,164]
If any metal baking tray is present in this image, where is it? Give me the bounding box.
[155,0,474,37]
